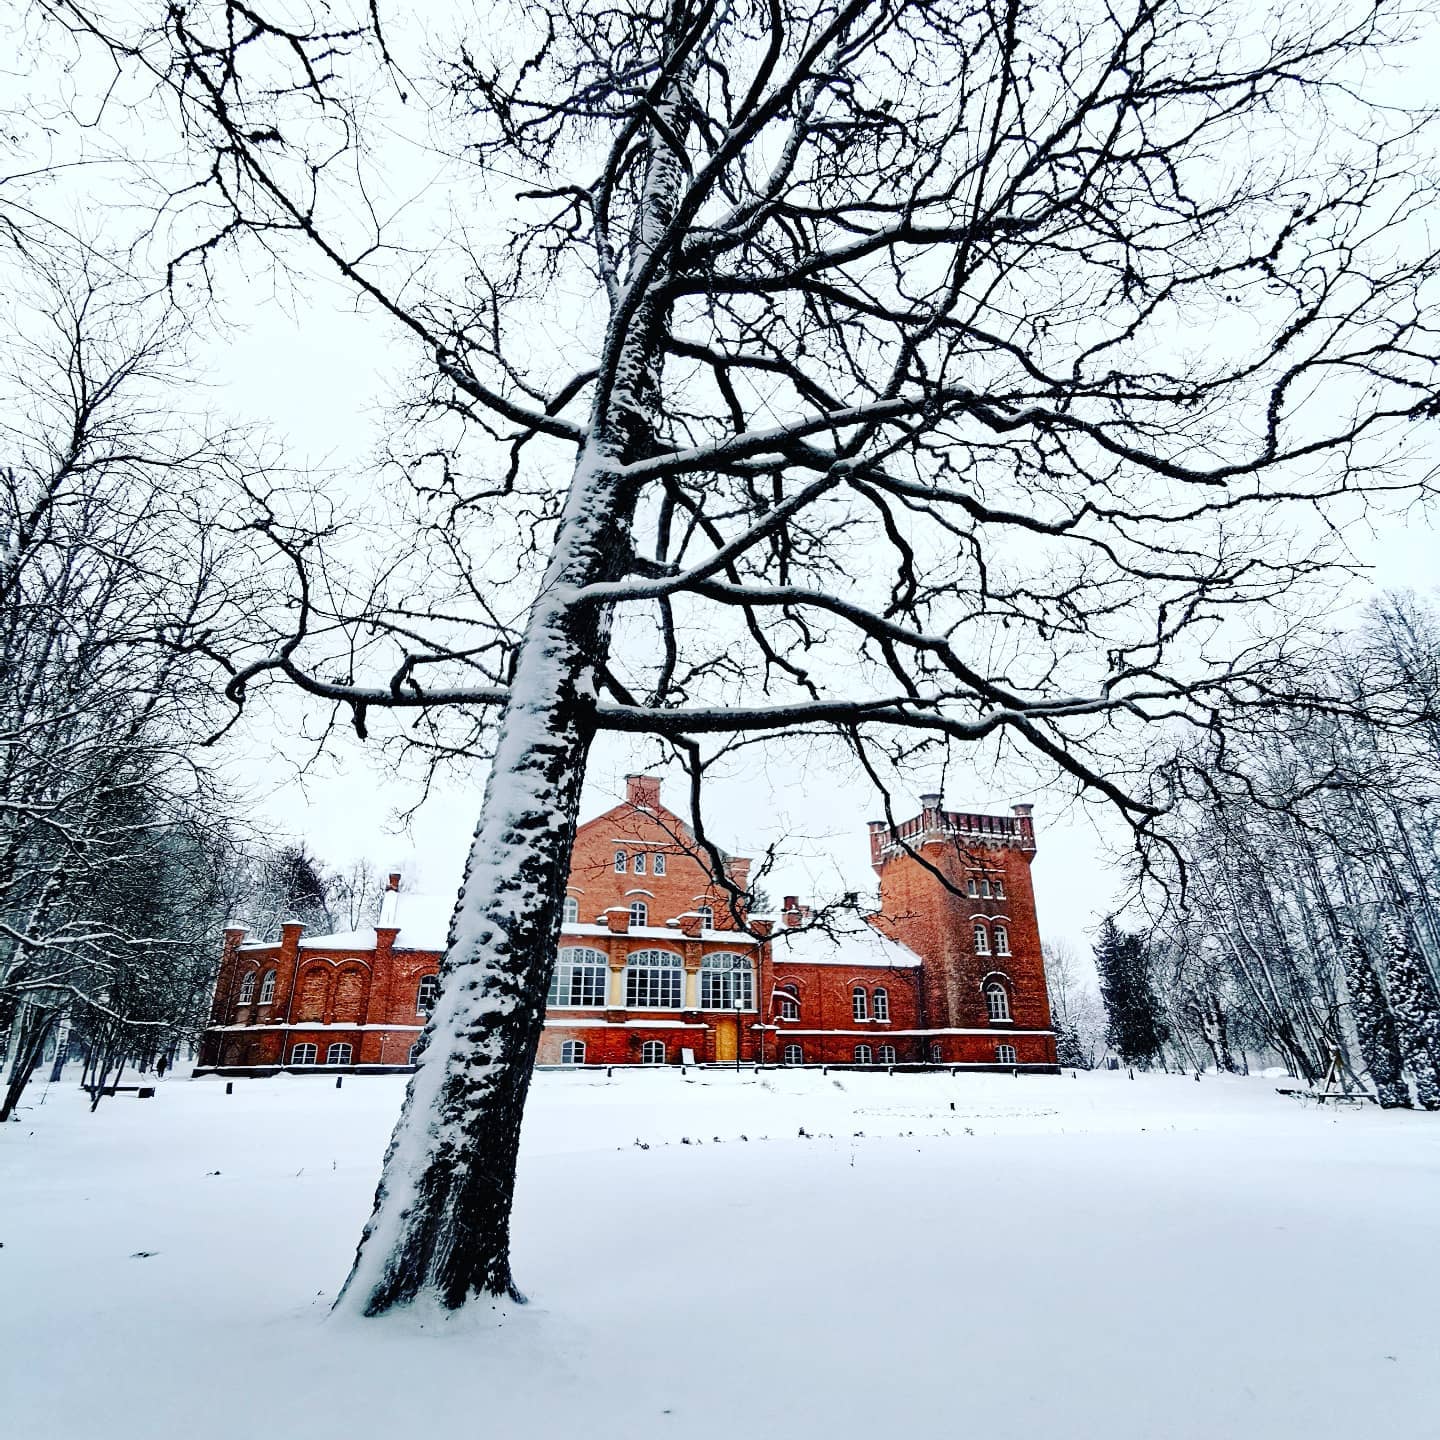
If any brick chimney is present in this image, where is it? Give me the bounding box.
[724,856,751,891]
[782,895,802,929]
[626,774,662,810]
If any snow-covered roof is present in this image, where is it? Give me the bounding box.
[297,893,457,952]
[769,922,922,969]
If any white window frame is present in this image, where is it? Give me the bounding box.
[258,969,277,1004]
[700,953,753,1010]
[634,853,646,874]
[560,1040,586,1065]
[981,878,992,898]
[986,983,1011,1022]
[696,905,714,928]
[776,989,800,1021]
[994,924,1010,956]
[873,987,890,1022]
[417,974,440,1015]
[562,895,579,924]
[614,850,627,873]
[974,923,991,955]
[236,971,256,1004]
[629,899,648,927]
[929,1042,943,1063]
[852,986,868,1022]
[996,1043,1018,1065]
[625,949,683,1009]
[641,1040,666,1065]
[653,853,666,876]
[878,1044,897,1065]
[994,878,1006,899]
[547,947,608,1009]
[325,1042,353,1066]
[290,1043,318,1066]
[854,1044,874,1065]
[783,1043,804,1066]
[967,878,979,897]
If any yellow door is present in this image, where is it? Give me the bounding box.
[714,1017,738,1063]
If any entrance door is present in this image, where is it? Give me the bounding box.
[714,1016,738,1063]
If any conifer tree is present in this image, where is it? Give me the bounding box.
[1093,919,1167,1068]
[1380,914,1440,1111]
[1342,933,1408,1108]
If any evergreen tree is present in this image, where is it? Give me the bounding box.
[1093,919,1168,1067]
[1380,914,1440,1111]
[1054,1021,1089,1071]
[1342,932,1408,1108]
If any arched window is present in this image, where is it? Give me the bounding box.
[236,971,256,1004]
[258,969,277,1004]
[878,1044,897,1065]
[994,924,1011,956]
[783,1044,804,1066]
[548,948,607,1008]
[929,1042,943,1063]
[697,905,714,928]
[974,924,991,954]
[996,1043,1017,1065]
[776,985,800,1021]
[852,986,868,1022]
[560,1040,586,1065]
[417,974,440,1015]
[873,987,890,1022]
[614,850,627,873]
[700,954,753,1010]
[986,982,1011,1022]
[325,1042,353,1066]
[562,895,579,924]
[290,1043,318,1066]
[853,1044,873,1065]
[641,1040,666,1065]
[629,899,648,927]
[634,853,646,874]
[625,949,683,1008]
[653,853,666,876]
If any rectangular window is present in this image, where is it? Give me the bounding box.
[653,853,666,875]
[560,1040,586,1065]
[854,1044,873,1065]
[614,850,627,872]
[997,1043,1017,1065]
[783,1044,803,1066]
[994,879,1006,899]
[981,878,992,898]
[873,988,890,1022]
[878,1045,896,1065]
[967,878,979,897]
[634,853,646,874]
[641,1040,666,1064]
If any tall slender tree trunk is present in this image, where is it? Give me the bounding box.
[338,19,694,1314]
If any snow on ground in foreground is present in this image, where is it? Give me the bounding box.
[2,1069,1439,1440]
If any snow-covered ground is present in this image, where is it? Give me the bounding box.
[2,1067,1438,1440]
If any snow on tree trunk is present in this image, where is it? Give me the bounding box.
[1381,914,1440,1111]
[338,31,691,1313]
[1341,931,1408,1109]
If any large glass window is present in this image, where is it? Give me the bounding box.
[326,1042,353,1066]
[986,982,1011,1022]
[236,971,256,1004]
[417,974,440,1015]
[548,948,608,1008]
[852,987,868,1022]
[873,987,890,1022]
[641,1040,666,1065]
[290,1043,317,1066]
[560,1040,586,1065]
[625,949,683,1008]
[258,969,277,1004]
[629,899,648,927]
[700,954,753,1010]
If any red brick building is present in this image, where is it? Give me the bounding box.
[197,777,1057,1074]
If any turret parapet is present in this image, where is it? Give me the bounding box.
[868,803,1037,869]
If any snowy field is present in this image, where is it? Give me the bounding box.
[2,1068,1438,1440]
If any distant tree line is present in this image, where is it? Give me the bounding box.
[1093,595,1440,1107]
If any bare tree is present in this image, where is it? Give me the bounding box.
[37,0,1440,1310]
[1041,938,1104,1068]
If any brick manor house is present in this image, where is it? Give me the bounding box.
[197,776,1057,1074]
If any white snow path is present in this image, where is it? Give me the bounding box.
[2,1069,1438,1440]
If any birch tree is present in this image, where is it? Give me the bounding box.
[37,0,1440,1310]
